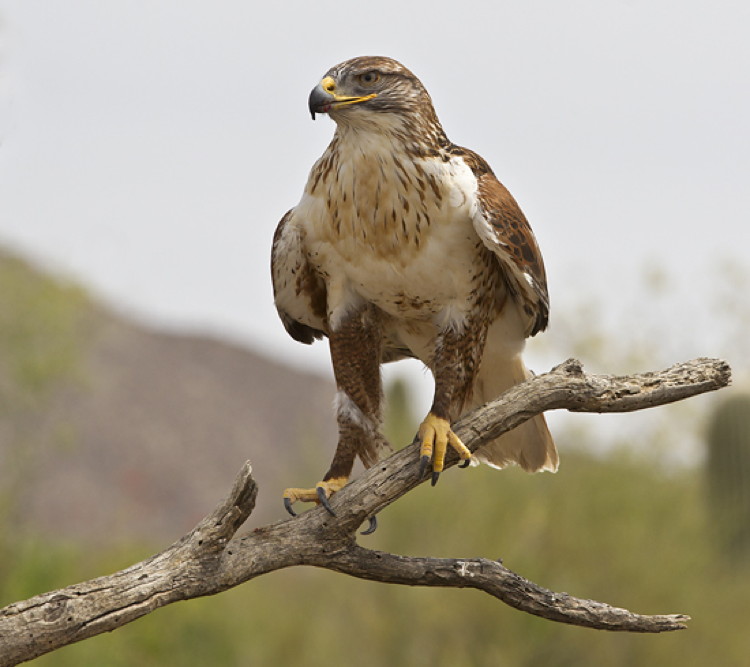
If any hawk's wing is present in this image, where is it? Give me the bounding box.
[458,147,549,337]
[271,209,327,344]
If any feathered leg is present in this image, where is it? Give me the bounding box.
[283,305,388,517]
[416,318,484,484]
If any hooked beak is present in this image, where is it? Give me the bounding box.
[308,76,377,120]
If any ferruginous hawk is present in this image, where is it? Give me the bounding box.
[271,56,557,521]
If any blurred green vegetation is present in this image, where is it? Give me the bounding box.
[0,252,89,406]
[6,448,750,666]
[706,393,750,566]
[2,250,749,665]
[0,252,90,548]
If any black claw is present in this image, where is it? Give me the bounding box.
[317,487,337,516]
[431,471,440,487]
[283,498,297,517]
[360,515,378,535]
[459,458,471,469]
[419,455,430,478]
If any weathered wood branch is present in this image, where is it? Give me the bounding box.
[0,358,730,665]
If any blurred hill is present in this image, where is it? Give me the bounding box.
[0,249,336,544]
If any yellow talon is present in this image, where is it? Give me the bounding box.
[417,413,472,481]
[283,477,348,516]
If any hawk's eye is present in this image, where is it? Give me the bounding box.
[358,71,380,86]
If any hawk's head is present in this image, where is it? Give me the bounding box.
[308,56,444,139]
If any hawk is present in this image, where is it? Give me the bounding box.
[272,56,557,518]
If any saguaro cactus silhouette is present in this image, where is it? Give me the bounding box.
[706,393,750,564]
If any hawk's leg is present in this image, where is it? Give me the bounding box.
[283,305,386,524]
[417,320,486,484]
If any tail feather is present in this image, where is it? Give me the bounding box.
[469,341,558,473]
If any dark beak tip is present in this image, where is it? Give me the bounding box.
[309,84,334,121]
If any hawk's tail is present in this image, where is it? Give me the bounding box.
[468,352,558,473]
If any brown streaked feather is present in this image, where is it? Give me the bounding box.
[271,206,416,363]
[454,146,549,337]
[271,209,328,344]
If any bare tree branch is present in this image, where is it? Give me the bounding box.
[0,358,729,665]
[323,548,690,633]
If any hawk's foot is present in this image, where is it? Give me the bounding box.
[282,477,347,517]
[282,478,378,534]
[416,412,473,485]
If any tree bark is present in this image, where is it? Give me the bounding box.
[0,358,730,665]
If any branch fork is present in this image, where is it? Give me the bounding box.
[0,358,730,665]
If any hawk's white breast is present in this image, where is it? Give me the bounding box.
[292,130,484,341]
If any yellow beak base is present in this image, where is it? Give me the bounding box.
[320,76,378,109]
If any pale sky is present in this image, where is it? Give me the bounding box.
[1,0,748,398]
